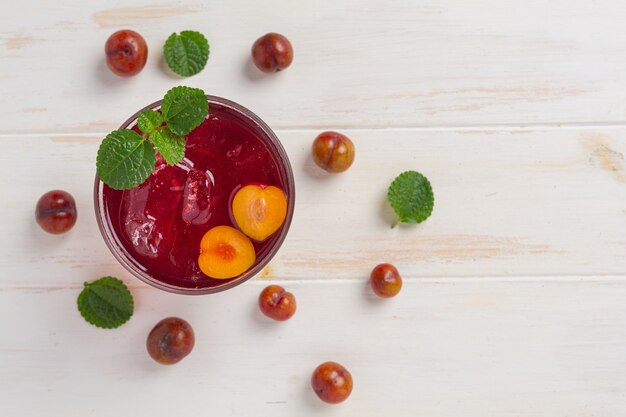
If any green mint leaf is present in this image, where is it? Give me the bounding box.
[77,277,134,329]
[96,129,156,190]
[137,110,164,135]
[161,86,208,136]
[164,30,210,77]
[149,127,185,166]
[387,170,434,227]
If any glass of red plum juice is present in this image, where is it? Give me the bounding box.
[94,96,294,294]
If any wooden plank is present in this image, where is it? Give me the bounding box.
[1,279,625,416]
[2,0,626,132]
[1,127,625,288]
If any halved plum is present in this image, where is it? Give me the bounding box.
[198,225,256,279]
[232,184,287,241]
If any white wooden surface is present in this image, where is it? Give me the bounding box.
[1,1,626,416]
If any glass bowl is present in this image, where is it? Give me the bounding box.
[94,95,295,295]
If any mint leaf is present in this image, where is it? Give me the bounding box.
[149,127,185,165]
[138,110,164,135]
[96,129,156,190]
[387,170,434,227]
[77,277,134,329]
[161,86,208,136]
[164,30,209,77]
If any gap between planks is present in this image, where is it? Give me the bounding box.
[5,121,626,138]
[3,275,626,293]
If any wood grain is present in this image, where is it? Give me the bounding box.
[2,0,626,132]
[2,128,625,289]
[2,2,626,416]
[1,280,625,416]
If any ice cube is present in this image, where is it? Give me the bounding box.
[181,168,213,225]
[124,186,161,258]
[123,164,185,258]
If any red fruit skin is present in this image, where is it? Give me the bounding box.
[370,263,403,298]
[311,361,353,404]
[146,317,195,365]
[311,131,355,173]
[105,29,148,77]
[251,33,293,73]
[258,285,297,321]
[35,190,77,234]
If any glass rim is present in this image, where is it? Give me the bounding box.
[94,95,295,295]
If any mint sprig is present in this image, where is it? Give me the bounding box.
[387,170,434,227]
[96,86,208,190]
[77,277,134,329]
[164,30,210,77]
